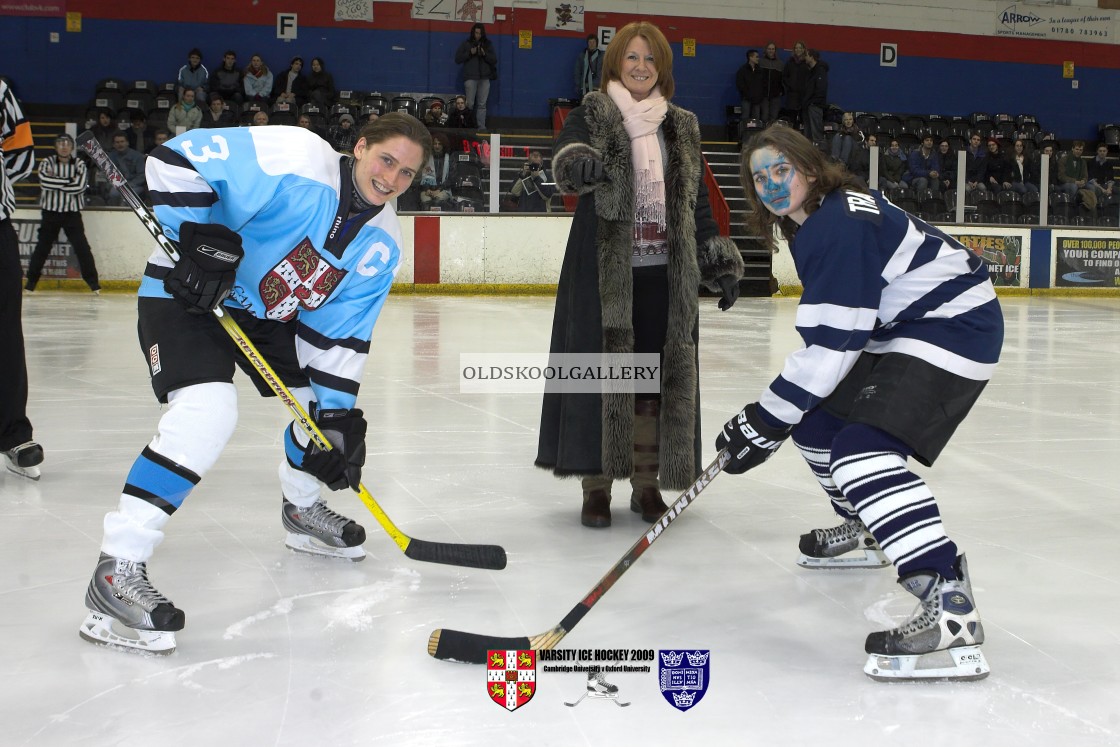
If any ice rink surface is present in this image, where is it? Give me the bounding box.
[3,292,1118,747]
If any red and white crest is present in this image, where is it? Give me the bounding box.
[259,237,345,321]
[486,649,536,711]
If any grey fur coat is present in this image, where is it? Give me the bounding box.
[534,92,743,490]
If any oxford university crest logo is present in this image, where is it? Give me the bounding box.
[658,649,710,711]
[486,650,537,711]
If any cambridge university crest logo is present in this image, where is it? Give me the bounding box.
[486,650,537,711]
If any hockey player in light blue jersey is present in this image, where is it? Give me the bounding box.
[80,115,431,654]
[717,125,1002,681]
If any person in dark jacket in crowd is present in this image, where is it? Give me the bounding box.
[736,48,765,129]
[802,49,828,143]
[209,50,243,105]
[782,41,809,127]
[759,41,784,124]
[455,23,497,129]
[306,57,336,109]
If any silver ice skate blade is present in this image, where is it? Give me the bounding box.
[864,645,989,681]
[79,610,177,655]
[285,533,365,561]
[564,691,631,707]
[4,459,40,481]
[796,548,889,569]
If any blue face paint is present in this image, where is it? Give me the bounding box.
[750,151,797,214]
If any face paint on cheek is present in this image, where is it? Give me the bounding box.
[752,155,797,214]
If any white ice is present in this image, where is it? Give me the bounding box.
[3,293,1118,746]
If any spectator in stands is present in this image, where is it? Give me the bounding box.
[419,132,456,211]
[446,95,477,129]
[423,100,448,128]
[830,111,863,167]
[759,42,784,124]
[1035,144,1059,192]
[167,89,202,133]
[984,138,1012,192]
[1009,138,1039,195]
[209,50,243,105]
[25,134,100,294]
[152,129,172,150]
[538,21,744,530]
[251,110,270,126]
[735,49,764,133]
[105,132,146,206]
[0,77,44,481]
[848,132,874,187]
[1087,143,1114,200]
[273,56,308,108]
[127,111,157,155]
[200,92,236,129]
[306,57,335,109]
[364,110,380,124]
[85,108,118,152]
[937,138,957,193]
[1058,140,1096,215]
[329,113,358,153]
[906,134,941,194]
[297,113,329,142]
[243,54,273,103]
[782,41,809,128]
[574,34,603,100]
[879,139,907,191]
[177,48,209,101]
[965,133,987,192]
[510,150,557,212]
[455,23,497,129]
[801,49,827,143]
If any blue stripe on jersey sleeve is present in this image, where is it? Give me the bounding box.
[769,374,820,413]
[794,323,873,353]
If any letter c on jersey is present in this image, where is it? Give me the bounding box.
[181,135,231,163]
[357,242,391,277]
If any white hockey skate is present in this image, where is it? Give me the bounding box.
[564,671,631,707]
[79,552,184,655]
[282,497,366,561]
[3,441,43,481]
[864,554,989,681]
[797,517,889,569]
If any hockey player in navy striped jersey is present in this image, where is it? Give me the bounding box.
[717,126,1002,681]
[80,115,431,654]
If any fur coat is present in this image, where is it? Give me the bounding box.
[535,92,743,490]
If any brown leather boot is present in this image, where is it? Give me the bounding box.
[630,399,668,522]
[581,475,612,528]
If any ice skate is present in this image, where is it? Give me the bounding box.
[564,671,630,707]
[797,516,888,569]
[79,552,184,655]
[282,497,366,561]
[3,441,43,481]
[864,554,989,681]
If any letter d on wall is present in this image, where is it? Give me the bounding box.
[277,13,298,40]
[880,43,897,67]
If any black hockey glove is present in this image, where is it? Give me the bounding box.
[569,157,605,189]
[164,222,244,314]
[301,405,367,492]
[715,403,791,475]
[717,275,740,311]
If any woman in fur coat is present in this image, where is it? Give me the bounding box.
[535,21,744,528]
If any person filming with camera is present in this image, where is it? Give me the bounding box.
[510,150,556,212]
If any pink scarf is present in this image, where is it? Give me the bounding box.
[607,80,667,230]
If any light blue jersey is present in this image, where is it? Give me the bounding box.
[142,126,401,411]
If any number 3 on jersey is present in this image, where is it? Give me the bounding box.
[181,135,230,163]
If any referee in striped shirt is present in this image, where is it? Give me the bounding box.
[25,133,100,293]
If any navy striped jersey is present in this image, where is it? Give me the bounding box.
[759,189,1004,427]
[0,79,34,220]
[38,155,88,212]
[142,126,403,412]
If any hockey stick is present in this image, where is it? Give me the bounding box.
[427,450,731,663]
[78,131,506,571]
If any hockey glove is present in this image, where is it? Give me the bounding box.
[300,405,367,492]
[569,157,605,189]
[717,275,740,311]
[164,222,244,314]
[715,403,791,475]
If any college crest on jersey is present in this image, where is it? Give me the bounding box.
[259,237,345,321]
[486,649,536,711]
[658,649,710,711]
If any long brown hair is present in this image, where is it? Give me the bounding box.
[741,124,867,251]
[600,21,675,101]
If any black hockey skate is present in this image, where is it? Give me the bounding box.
[3,441,43,481]
[797,516,889,569]
[282,497,366,561]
